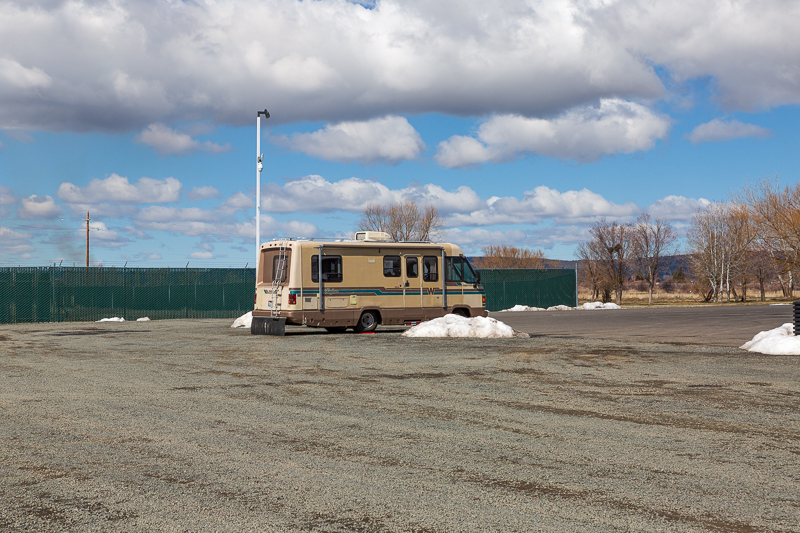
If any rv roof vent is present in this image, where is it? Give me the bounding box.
[354,231,393,242]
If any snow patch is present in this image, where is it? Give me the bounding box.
[136,317,151,322]
[581,302,622,310]
[500,305,546,312]
[231,311,253,328]
[403,314,529,338]
[500,302,623,311]
[740,323,800,355]
[96,317,125,322]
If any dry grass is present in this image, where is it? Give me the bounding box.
[578,289,797,308]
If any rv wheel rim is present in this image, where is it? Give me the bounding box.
[361,313,375,328]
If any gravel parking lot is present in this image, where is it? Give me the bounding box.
[1,309,799,532]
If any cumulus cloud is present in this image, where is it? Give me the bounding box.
[87,221,127,248]
[0,226,31,254]
[5,0,798,133]
[259,175,484,214]
[186,185,221,201]
[190,251,214,259]
[446,186,641,226]
[0,0,666,131]
[216,192,253,216]
[0,185,15,217]
[18,194,62,220]
[278,116,425,164]
[436,99,671,167]
[646,195,712,220]
[58,175,182,204]
[135,123,232,155]
[686,118,772,144]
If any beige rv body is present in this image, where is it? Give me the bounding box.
[252,236,487,332]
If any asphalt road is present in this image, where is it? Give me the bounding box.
[490,304,794,347]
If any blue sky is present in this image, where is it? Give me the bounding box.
[1,0,799,266]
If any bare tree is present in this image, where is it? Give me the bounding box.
[576,242,608,301]
[578,220,632,305]
[740,176,800,270]
[630,213,677,305]
[477,245,544,269]
[357,201,443,242]
[687,203,753,302]
[747,249,778,302]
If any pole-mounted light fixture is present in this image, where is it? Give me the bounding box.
[256,109,270,269]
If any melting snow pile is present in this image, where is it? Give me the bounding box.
[740,323,800,355]
[499,302,622,312]
[96,317,125,322]
[403,314,529,338]
[231,311,253,328]
[500,305,546,312]
[581,302,622,310]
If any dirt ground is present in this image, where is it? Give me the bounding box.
[1,313,799,532]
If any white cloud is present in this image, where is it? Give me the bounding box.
[18,194,62,220]
[135,206,218,224]
[135,123,232,156]
[190,251,214,259]
[0,57,52,92]
[436,99,671,167]
[686,118,772,144]
[260,175,483,214]
[216,192,253,216]
[4,129,35,143]
[87,221,127,248]
[58,175,182,204]
[0,226,30,243]
[278,116,425,164]
[0,184,15,205]
[446,186,641,226]
[646,195,712,220]
[186,185,221,201]
[598,0,800,111]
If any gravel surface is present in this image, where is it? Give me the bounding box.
[1,317,799,532]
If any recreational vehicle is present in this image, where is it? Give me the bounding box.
[251,232,487,335]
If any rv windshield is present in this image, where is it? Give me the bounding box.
[445,256,480,283]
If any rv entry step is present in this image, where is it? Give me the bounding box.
[251,316,287,336]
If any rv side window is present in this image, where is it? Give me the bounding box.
[445,256,479,283]
[311,255,343,283]
[272,255,287,283]
[383,256,401,277]
[406,257,418,278]
[423,256,438,282]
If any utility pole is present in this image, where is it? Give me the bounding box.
[84,211,90,267]
[256,109,270,268]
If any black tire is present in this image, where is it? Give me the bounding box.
[324,326,348,333]
[355,310,379,333]
[452,308,469,318]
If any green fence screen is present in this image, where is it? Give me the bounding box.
[477,268,577,312]
[0,267,255,324]
[1,266,576,324]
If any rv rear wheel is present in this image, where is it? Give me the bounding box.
[355,310,378,333]
[452,308,469,318]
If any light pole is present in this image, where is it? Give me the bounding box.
[256,109,270,268]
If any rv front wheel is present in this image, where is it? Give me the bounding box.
[355,311,378,333]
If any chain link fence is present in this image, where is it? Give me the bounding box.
[1,266,576,323]
[477,268,577,312]
[0,267,255,324]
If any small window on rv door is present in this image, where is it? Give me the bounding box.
[423,256,438,282]
[406,257,418,278]
[311,255,343,283]
[383,256,401,277]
